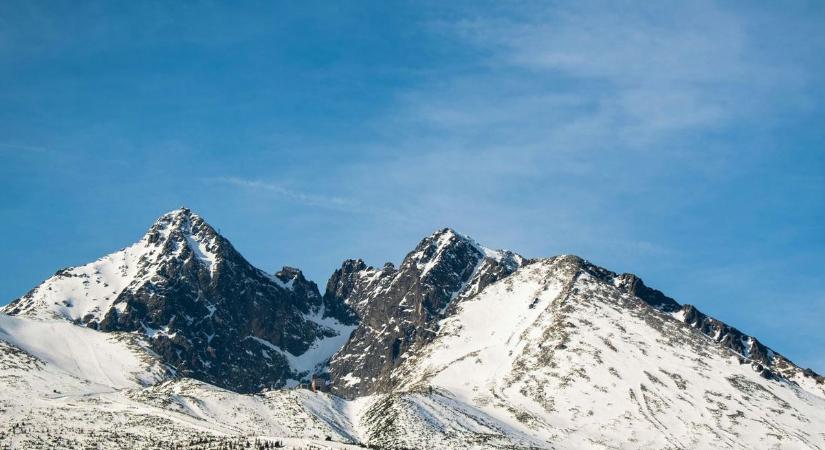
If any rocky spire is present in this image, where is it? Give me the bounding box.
[325,227,525,398]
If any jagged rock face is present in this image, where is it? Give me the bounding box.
[2,208,351,392]
[672,303,807,380]
[613,272,681,312]
[320,259,365,326]
[575,259,823,385]
[325,228,525,398]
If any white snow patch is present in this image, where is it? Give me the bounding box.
[0,314,164,388]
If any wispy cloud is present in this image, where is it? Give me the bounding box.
[0,143,54,154]
[326,1,822,256]
[207,176,358,210]
[206,176,404,220]
[425,1,809,147]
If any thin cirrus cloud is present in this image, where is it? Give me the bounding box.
[207,176,358,211]
[321,3,766,237]
[0,143,55,155]
[341,0,821,235]
[206,176,406,221]
[432,1,810,145]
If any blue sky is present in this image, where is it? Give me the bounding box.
[1,1,823,371]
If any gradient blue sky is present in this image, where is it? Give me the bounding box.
[1,1,824,371]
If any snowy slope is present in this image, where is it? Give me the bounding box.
[0,322,364,449]
[0,314,167,389]
[381,256,825,449]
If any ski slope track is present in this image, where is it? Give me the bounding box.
[1,208,823,449]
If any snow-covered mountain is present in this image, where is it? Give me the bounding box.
[1,208,823,449]
[376,255,825,448]
[2,208,354,392]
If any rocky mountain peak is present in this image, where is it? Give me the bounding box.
[2,208,352,393]
[274,266,324,314]
[402,227,480,272]
[146,207,208,240]
[326,227,527,398]
[144,207,228,272]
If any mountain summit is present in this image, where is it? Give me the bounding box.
[2,207,354,392]
[325,227,526,397]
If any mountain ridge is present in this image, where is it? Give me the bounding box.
[1,207,823,449]
[2,208,821,392]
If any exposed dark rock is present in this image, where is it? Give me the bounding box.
[325,228,524,398]
[4,208,345,393]
[613,273,682,313]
